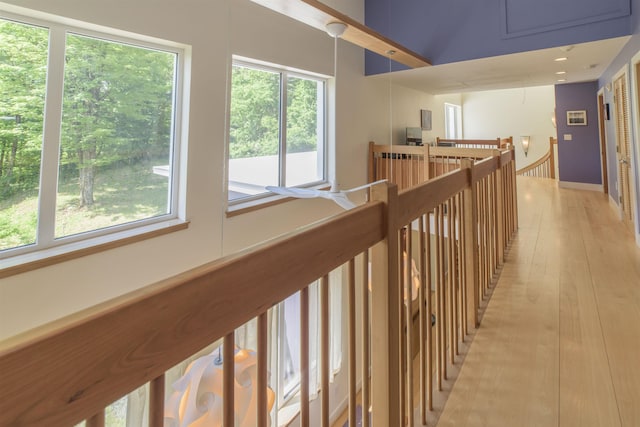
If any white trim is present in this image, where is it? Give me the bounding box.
[613,64,638,233]
[558,181,603,192]
[0,8,189,260]
[0,218,188,271]
[226,58,329,209]
[629,51,640,242]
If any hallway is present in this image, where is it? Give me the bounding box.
[437,177,640,426]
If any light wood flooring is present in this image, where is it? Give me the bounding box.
[437,177,640,427]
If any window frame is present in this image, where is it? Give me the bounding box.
[226,56,328,210]
[0,5,190,269]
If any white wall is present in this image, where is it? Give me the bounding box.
[0,0,381,337]
[365,79,458,146]
[462,86,557,168]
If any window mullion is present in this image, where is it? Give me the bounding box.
[37,25,66,247]
[279,72,287,187]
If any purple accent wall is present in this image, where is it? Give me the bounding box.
[555,81,603,185]
[365,0,632,74]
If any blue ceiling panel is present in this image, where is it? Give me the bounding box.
[365,0,632,75]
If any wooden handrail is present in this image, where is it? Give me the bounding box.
[0,145,519,427]
[516,137,557,179]
[436,137,501,147]
[0,202,385,427]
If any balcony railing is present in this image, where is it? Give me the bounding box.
[0,146,517,427]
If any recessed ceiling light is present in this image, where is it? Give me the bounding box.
[555,57,568,62]
[556,71,567,75]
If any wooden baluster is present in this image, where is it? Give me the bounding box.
[457,191,466,340]
[458,191,467,338]
[399,231,406,423]
[370,182,402,427]
[321,274,330,427]
[434,206,443,390]
[223,332,235,427]
[425,212,433,411]
[258,312,269,427]
[348,259,357,427]
[482,178,488,297]
[512,150,519,231]
[418,216,427,421]
[462,159,479,330]
[86,411,105,427]
[361,250,370,427]
[447,198,456,363]
[438,204,447,381]
[405,226,414,427]
[149,374,165,427]
[494,152,505,266]
[301,287,310,427]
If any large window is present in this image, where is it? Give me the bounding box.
[228,58,326,203]
[0,10,185,257]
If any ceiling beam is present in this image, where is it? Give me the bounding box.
[249,0,431,69]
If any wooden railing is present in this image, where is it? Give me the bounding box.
[368,142,499,191]
[436,136,513,150]
[516,137,557,179]
[0,148,517,427]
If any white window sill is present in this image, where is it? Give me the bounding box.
[226,183,330,218]
[0,218,189,279]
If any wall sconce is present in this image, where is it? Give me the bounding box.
[520,136,530,156]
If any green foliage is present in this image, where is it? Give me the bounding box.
[287,76,319,154]
[0,18,175,206]
[0,159,168,250]
[1,18,178,250]
[229,65,321,159]
[0,20,48,198]
[229,66,280,159]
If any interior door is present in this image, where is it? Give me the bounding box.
[613,73,635,229]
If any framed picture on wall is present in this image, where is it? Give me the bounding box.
[421,109,432,130]
[567,110,587,126]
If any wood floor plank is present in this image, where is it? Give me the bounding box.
[436,178,640,427]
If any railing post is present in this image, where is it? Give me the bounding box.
[149,374,165,427]
[368,141,376,183]
[493,150,505,265]
[370,181,401,427]
[86,411,105,427]
[510,146,519,232]
[461,159,479,329]
[549,137,556,180]
[424,144,430,181]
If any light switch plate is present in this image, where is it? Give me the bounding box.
[564,134,572,141]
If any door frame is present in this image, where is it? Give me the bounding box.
[596,88,609,195]
[614,64,638,237]
[629,53,640,243]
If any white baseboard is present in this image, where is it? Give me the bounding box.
[558,181,603,192]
